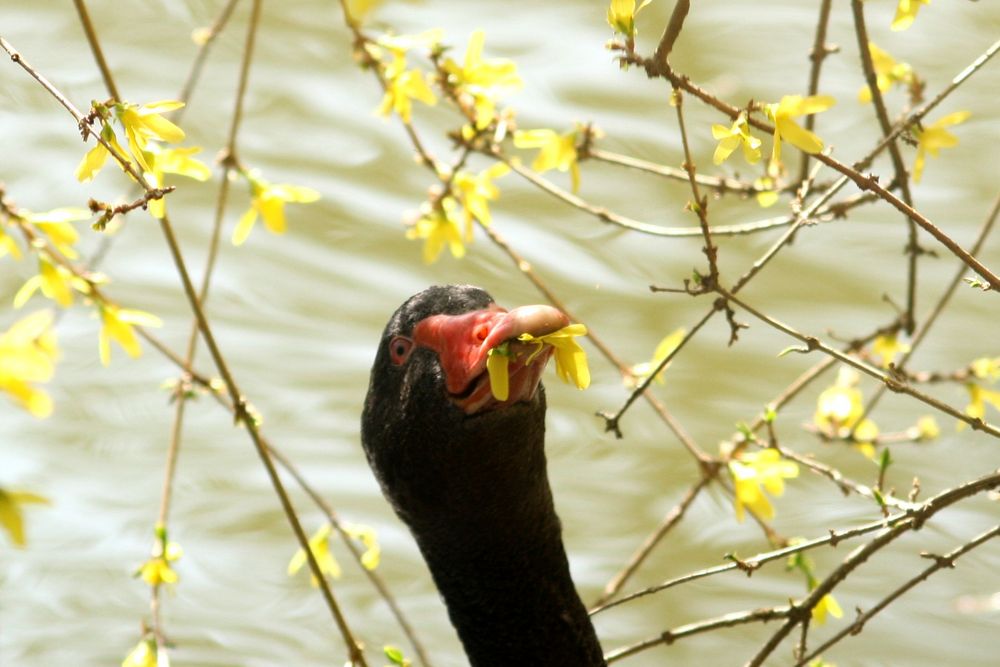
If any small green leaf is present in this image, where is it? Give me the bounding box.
[764,405,777,423]
[736,422,755,442]
[878,448,893,474]
[963,277,989,291]
[384,645,408,666]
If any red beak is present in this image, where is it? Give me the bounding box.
[412,304,570,413]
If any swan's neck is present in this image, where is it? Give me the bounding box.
[399,405,605,666]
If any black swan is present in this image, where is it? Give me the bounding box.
[361,285,605,666]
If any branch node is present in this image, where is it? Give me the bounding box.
[919,551,956,568]
[724,552,760,576]
[597,410,624,439]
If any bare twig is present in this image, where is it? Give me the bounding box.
[71,0,121,100]
[798,0,833,184]
[591,475,712,608]
[850,0,919,334]
[650,0,690,73]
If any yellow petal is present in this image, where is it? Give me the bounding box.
[273,184,321,203]
[75,142,109,182]
[777,117,825,155]
[934,110,971,128]
[486,348,510,401]
[116,308,163,328]
[139,100,186,114]
[795,95,836,116]
[232,207,258,246]
[13,276,43,309]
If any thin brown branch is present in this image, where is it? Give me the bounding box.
[176,0,242,114]
[71,0,121,100]
[606,604,793,663]
[586,147,757,194]
[591,475,712,609]
[850,0,919,334]
[651,0,690,72]
[798,0,833,184]
[673,88,719,286]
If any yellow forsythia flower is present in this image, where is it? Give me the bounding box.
[487,325,590,401]
[232,172,319,246]
[0,487,50,546]
[912,111,970,183]
[970,357,1000,382]
[513,128,581,193]
[812,592,844,625]
[288,523,341,585]
[443,30,522,129]
[764,95,835,164]
[119,100,186,172]
[0,310,58,418]
[607,0,653,38]
[378,51,437,124]
[138,546,183,587]
[76,122,131,182]
[121,638,158,667]
[913,415,940,440]
[143,145,212,219]
[858,42,915,103]
[753,176,780,208]
[627,328,686,387]
[453,162,510,235]
[814,367,879,458]
[872,333,911,368]
[346,0,383,23]
[892,0,931,31]
[711,112,762,165]
[14,256,86,309]
[521,324,590,390]
[98,305,163,366]
[728,448,799,522]
[0,224,20,260]
[963,384,1000,426]
[343,521,381,570]
[407,197,466,263]
[486,347,511,400]
[23,208,90,260]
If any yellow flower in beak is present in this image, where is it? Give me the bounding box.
[486,324,590,401]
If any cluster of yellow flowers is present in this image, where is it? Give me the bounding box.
[76,99,211,218]
[600,0,961,204]
[370,28,590,263]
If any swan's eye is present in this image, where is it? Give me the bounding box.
[389,336,414,365]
